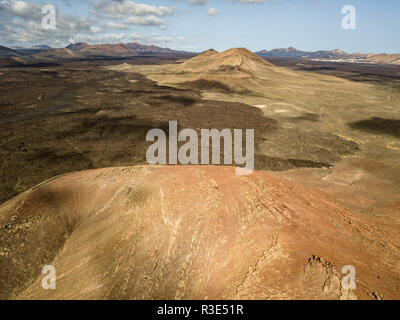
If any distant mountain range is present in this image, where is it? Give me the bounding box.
[10,42,189,57]
[124,43,185,54]
[66,42,90,51]
[256,47,400,65]
[10,45,52,50]
[0,42,193,65]
[1,43,400,66]
[0,45,22,57]
[257,47,349,59]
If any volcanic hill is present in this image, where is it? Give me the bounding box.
[1,166,399,299]
[107,47,301,101]
[179,47,276,74]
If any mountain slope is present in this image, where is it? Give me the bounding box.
[180,47,276,74]
[32,48,83,60]
[256,47,400,65]
[257,46,306,58]
[31,45,52,50]
[107,47,300,100]
[1,165,398,299]
[125,42,185,54]
[64,42,189,55]
[79,44,136,57]
[256,47,350,59]
[0,45,21,58]
[365,53,400,65]
[66,42,89,51]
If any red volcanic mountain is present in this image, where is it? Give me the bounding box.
[0,165,399,299]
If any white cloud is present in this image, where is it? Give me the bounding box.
[8,0,34,17]
[207,8,219,16]
[189,0,209,4]
[104,22,130,30]
[91,1,175,30]
[0,0,94,46]
[92,1,175,19]
[0,0,179,46]
[90,26,102,33]
[123,15,166,28]
[66,31,182,47]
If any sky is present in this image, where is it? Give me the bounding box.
[0,0,399,53]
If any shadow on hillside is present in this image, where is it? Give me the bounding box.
[349,117,400,138]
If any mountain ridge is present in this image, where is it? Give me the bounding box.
[0,45,22,57]
[1,43,400,65]
[256,47,400,65]
[66,42,89,51]
[257,47,351,58]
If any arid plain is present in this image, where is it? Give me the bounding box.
[1,48,400,299]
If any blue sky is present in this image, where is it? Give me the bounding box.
[1,0,399,53]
